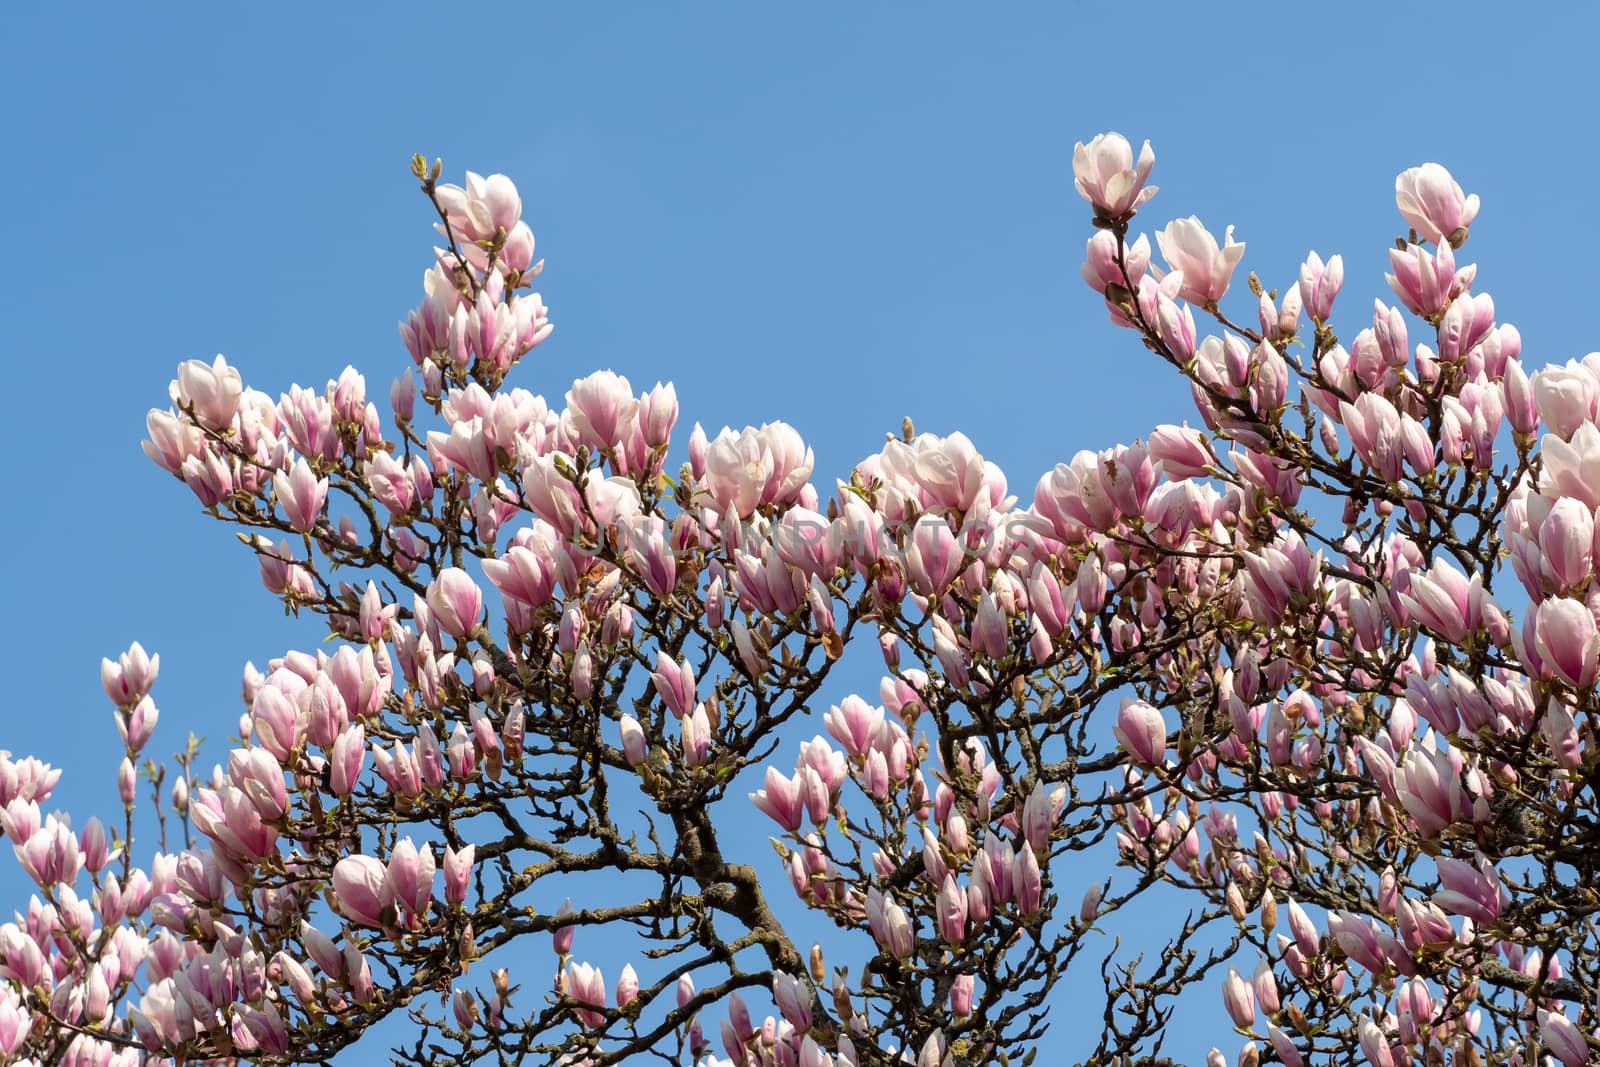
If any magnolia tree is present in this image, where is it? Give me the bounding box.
[4,134,1599,1067]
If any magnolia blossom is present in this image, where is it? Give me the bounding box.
[173,354,244,430]
[1156,216,1245,306]
[565,370,639,454]
[703,422,814,517]
[1113,698,1168,765]
[1072,132,1157,219]
[1394,162,1479,246]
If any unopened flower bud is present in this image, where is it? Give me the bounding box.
[118,758,137,805]
[1080,883,1103,923]
[1226,881,1247,922]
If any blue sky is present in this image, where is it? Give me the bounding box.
[4,3,1600,1063]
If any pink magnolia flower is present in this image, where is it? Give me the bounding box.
[1082,230,1151,297]
[117,756,136,804]
[865,889,914,959]
[1156,217,1245,306]
[1537,496,1594,590]
[687,421,709,478]
[1394,162,1479,246]
[703,422,814,518]
[143,406,207,475]
[1327,911,1386,974]
[639,381,678,451]
[387,838,436,920]
[434,171,522,245]
[101,641,160,708]
[173,354,244,430]
[390,368,415,422]
[1251,960,1279,1015]
[18,820,80,886]
[624,515,678,597]
[902,517,963,597]
[646,646,697,723]
[443,844,474,906]
[483,544,558,609]
[751,766,805,832]
[1530,596,1600,688]
[451,987,478,1029]
[1501,358,1540,440]
[273,458,328,534]
[1013,844,1042,914]
[1020,780,1064,852]
[1267,1024,1304,1067]
[1537,1009,1590,1067]
[1435,292,1496,364]
[1147,424,1212,480]
[552,898,576,956]
[1297,251,1343,321]
[1542,699,1583,771]
[1397,557,1488,644]
[565,370,639,454]
[795,760,834,824]
[280,383,340,463]
[1357,1018,1394,1067]
[1432,854,1499,923]
[329,723,366,796]
[332,855,393,928]
[1538,422,1600,509]
[950,973,975,1016]
[1532,356,1600,440]
[1112,698,1168,766]
[937,874,968,945]
[426,568,483,639]
[229,746,288,820]
[971,590,1008,658]
[446,722,477,779]
[0,987,33,1056]
[823,695,883,760]
[301,673,349,749]
[1072,132,1157,219]
[521,451,587,536]
[1394,743,1485,838]
[1285,898,1319,958]
[772,971,812,1031]
[190,784,278,861]
[114,696,160,754]
[563,960,606,1027]
[1386,241,1474,318]
[427,420,497,483]
[876,431,993,515]
[1338,393,1406,483]
[774,506,843,579]
[1220,967,1255,1028]
[681,703,713,768]
[616,963,639,1007]
[619,714,648,768]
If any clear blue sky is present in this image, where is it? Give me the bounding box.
[4,4,1599,1063]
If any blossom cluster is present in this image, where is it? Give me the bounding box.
[2,139,1597,1067]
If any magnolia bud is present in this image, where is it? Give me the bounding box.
[1080,883,1103,923]
[1225,881,1247,922]
[118,758,137,805]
